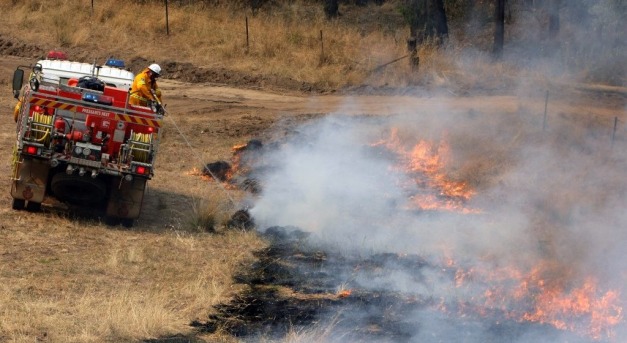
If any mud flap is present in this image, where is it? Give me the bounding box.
[11,158,50,203]
[106,176,146,219]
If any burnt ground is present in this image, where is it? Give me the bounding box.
[189,226,595,343]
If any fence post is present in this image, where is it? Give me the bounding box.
[164,0,169,36]
[543,90,549,131]
[611,116,618,149]
[91,0,94,16]
[320,30,324,63]
[246,16,249,53]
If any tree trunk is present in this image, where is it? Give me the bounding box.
[493,0,505,59]
[407,0,448,44]
[548,0,560,39]
[324,0,339,19]
[433,0,448,40]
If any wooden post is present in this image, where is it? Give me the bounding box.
[245,17,250,53]
[91,0,94,16]
[543,90,549,131]
[164,0,169,36]
[407,37,419,71]
[611,116,618,149]
[319,30,325,64]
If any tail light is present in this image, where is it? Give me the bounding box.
[25,145,39,155]
[132,164,151,175]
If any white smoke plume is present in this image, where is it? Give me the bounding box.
[247,1,626,340]
[248,94,626,341]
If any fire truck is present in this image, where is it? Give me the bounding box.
[9,52,162,227]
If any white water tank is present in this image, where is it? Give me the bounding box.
[37,59,135,90]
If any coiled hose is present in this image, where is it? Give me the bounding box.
[129,132,152,163]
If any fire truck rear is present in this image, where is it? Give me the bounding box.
[10,54,162,227]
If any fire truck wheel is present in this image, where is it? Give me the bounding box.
[51,173,107,204]
[12,198,25,210]
[26,201,42,212]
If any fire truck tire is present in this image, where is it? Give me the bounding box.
[51,173,108,204]
[12,198,25,210]
[26,201,42,212]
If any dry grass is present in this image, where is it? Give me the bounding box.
[1,0,623,92]
[0,0,530,90]
[0,210,265,342]
[1,0,621,91]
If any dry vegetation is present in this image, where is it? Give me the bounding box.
[0,213,264,342]
[1,0,411,88]
[2,0,621,92]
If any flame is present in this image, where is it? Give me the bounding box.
[190,143,251,186]
[439,261,624,341]
[337,289,352,298]
[187,167,212,181]
[227,143,246,180]
[372,128,477,213]
[517,276,623,340]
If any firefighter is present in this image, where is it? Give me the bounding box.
[129,63,162,110]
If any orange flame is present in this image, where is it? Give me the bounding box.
[441,261,624,341]
[372,128,477,213]
[337,289,352,298]
[190,143,251,186]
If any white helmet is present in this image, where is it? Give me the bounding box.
[148,63,161,76]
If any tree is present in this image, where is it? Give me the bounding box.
[324,0,339,19]
[548,0,560,38]
[403,0,449,44]
[493,0,505,58]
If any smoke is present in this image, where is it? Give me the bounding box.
[246,2,626,341]
[247,92,626,340]
[250,106,543,263]
[250,115,408,246]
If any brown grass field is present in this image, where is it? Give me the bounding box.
[0,1,625,342]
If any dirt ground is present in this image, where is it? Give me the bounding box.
[0,54,625,342]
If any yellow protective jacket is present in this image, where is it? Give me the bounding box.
[13,99,22,122]
[129,68,162,106]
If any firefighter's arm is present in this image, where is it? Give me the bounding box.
[152,80,162,102]
[154,88,162,102]
[137,78,155,101]
[150,85,165,116]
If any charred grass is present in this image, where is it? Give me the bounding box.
[191,226,591,343]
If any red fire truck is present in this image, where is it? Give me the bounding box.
[10,53,162,227]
